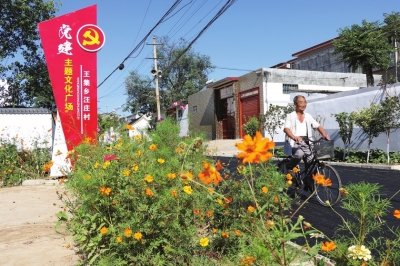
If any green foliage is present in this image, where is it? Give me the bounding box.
[243,117,260,137]
[60,118,321,265]
[124,71,155,114]
[333,148,400,164]
[260,104,289,140]
[328,182,399,265]
[332,19,394,87]
[332,112,354,146]
[0,0,60,108]
[98,112,122,133]
[0,138,51,187]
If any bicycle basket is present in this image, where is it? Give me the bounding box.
[312,140,334,159]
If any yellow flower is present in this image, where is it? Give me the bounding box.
[183,186,193,195]
[157,158,165,164]
[134,232,143,240]
[100,226,108,234]
[261,186,268,194]
[132,164,139,171]
[212,228,218,233]
[247,206,255,213]
[144,175,154,183]
[321,241,337,252]
[234,230,241,236]
[199,237,209,247]
[122,170,131,176]
[94,162,100,168]
[149,144,157,151]
[134,135,141,140]
[207,188,214,194]
[136,150,142,156]
[235,131,275,164]
[216,198,223,205]
[126,124,134,130]
[167,173,176,180]
[285,173,293,180]
[84,175,91,180]
[124,228,132,238]
[103,161,111,169]
[116,236,122,243]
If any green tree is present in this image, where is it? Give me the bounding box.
[378,96,400,164]
[0,0,59,108]
[332,112,355,161]
[352,103,386,163]
[124,71,156,114]
[383,12,400,83]
[332,19,394,87]
[260,104,291,154]
[156,36,214,110]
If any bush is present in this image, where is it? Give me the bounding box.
[57,123,400,265]
[243,117,260,137]
[0,138,51,187]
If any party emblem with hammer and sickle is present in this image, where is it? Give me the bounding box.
[77,24,106,52]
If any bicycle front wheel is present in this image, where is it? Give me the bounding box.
[314,164,342,206]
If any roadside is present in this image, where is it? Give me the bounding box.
[0,182,79,266]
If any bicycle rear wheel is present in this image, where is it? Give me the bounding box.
[314,164,341,206]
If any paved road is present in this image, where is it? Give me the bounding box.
[215,157,400,245]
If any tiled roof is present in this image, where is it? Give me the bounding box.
[0,108,52,114]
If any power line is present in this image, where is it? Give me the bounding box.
[97,0,183,89]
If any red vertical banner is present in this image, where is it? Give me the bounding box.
[38,5,105,151]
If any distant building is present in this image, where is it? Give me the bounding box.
[188,68,380,142]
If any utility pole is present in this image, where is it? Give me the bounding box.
[151,36,162,120]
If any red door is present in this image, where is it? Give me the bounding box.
[239,88,259,138]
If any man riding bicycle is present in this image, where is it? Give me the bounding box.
[283,95,331,191]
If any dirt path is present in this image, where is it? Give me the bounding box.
[0,183,80,266]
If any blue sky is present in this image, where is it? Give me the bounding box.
[56,0,399,116]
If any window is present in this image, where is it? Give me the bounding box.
[283,84,298,94]
[192,106,197,114]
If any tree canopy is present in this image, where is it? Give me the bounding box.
[124,36,214,115]
[0,0,59,108]
[332,17,396,87]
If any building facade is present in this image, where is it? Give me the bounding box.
[188,68,380,141]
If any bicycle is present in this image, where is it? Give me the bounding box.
[277,137,342,206]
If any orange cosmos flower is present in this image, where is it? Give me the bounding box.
[212,228,218,233]
[198,162,223,185]
[134,232,143,240]
[125,124,134,130]
[206,210,214,217]
[149,144,157,151]
[216,159,223,171]
[321,241,336,252]
[221,232,229,238]
[247,206,255,212]
[168,173,176,179]
[99,186,111,196]
[262,186,268,194]
[273,196,279,203]
[100,226,108,234]
[171,190,178,197]
[292,167,300,173]
[43,161,54,172]
[116,236,122,243]
[234,230,241,236]
[124,228,132,238]
[312,173,332,187]
[285,173,293,180]
[394,210,400,219]
[145,188,154,197]
[193,209,201,215]
[235,131,275,164]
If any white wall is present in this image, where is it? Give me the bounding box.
[0,113,53,150]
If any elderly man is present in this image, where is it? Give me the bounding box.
[283,95,330,191]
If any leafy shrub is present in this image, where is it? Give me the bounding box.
[243,117,260,137]
[0,138,51,187]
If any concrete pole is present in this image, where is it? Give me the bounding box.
[153,36,161,120]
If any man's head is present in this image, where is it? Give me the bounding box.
[293,95,307,113]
